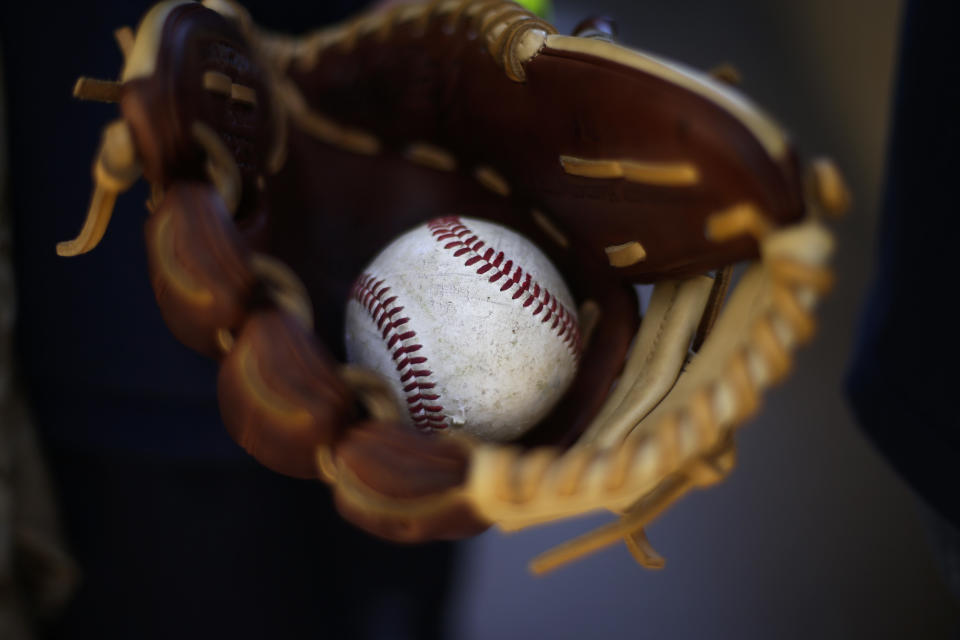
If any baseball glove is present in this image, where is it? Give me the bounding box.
[63,0,848,572]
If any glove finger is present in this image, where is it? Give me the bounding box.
[336,420,470,499]
[119,2,279,223]
[145,181,254,357]
[219,310,354,479]
[331,420,490,541]
[332,491,487,543]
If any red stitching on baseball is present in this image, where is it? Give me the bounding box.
[350,273,448,430]
[427,216,581,357]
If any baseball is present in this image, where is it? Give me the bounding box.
[344,216,580,442]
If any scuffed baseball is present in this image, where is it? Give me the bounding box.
[345,216,580,442]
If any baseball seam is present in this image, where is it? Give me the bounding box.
[350,274,448,430]
[427,216,581,357]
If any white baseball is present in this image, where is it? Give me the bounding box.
[344,216,580,442]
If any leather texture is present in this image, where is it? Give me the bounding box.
[64,0,835,549]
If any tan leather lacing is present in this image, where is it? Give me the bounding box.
[258,0,556,82]
[465,218,834,572]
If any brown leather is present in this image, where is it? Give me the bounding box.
[99,0,812,542]
[285,8,804,281]
[144,182,253,358]
[218,311,353,479]
[332,422,491,541]
[332,489,490,543]
[120,3,277,225]
[335,421,472,500]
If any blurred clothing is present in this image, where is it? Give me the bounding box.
[846,0,960,530]
[1,58,77,638]
[44,448,456,640]
[0,400,78,640]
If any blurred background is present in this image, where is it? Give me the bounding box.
[3,0,959,638]
[448,0,960,638]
